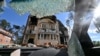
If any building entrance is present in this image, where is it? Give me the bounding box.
[28,38,34,44]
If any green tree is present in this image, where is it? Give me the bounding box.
[93,41,100,46]
[0,19,11,30]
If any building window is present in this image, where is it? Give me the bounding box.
[54,35,56,40]
[40,24,42,28]
[41,23,46,28]
[44,34,46,39]
[38,34,40,39]
[41,34,44,39]
[51,34,53,40]
[56,35,58,40]
[43,34,49,40]
[51,34,55,40]
[53,34,55,40]
[43,29,46,32]
[47,34,49,40]
[51,24,55,29]
[38,34,45,40]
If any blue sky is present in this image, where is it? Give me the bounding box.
[0,7,29,26]
[0,6,69,26]
[88,21,100,41]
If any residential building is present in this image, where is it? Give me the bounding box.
[22,15,68,45]
[0,28,13,45]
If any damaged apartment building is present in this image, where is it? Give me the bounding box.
[22,15,68,45]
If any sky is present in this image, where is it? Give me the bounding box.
[0,6,70,27]
[0,7,29,26]
[88,21,100,41]
[0,0,100,41]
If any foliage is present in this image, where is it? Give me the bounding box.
[93,41,100,46]
[0,19,11,30]
[12,25,25,44]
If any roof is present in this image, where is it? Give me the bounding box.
[40,15,57,23]
[0,28,13,37]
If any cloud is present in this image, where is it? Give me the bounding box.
[88,30,100,41]
[88,28,97,34]
[91,35,100,41]
[88,21,100,41]
[88,21,98,34]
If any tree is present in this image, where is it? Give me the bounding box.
[93,41,100,46]
[12,25,25,44]
[0,19,11,30]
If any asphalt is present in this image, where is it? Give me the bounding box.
[29,48,68,56]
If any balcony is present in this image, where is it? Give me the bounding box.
[26,30,36,34]
[38,28,56,34]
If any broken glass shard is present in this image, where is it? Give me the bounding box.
[9,0,74,17]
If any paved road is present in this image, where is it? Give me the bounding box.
[29,48,68,56]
